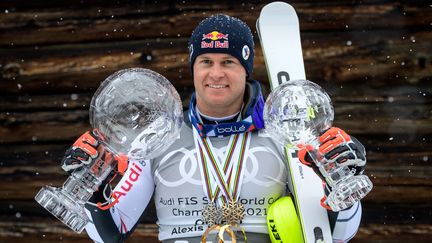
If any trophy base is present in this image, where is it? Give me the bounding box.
[326,175,373,212]
[35,186,89,233]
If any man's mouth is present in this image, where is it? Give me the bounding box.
[207,84,228,89]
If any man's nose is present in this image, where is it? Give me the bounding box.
[209,64,225,80]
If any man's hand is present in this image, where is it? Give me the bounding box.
[61,129,104,172]
[298,127,366,179]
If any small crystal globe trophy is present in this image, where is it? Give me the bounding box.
[35,68,183,232]
[264,79,372,211]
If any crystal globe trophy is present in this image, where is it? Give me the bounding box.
[264,79,372,211]
[35,68,183,232]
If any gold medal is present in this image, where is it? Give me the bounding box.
[202,202,222,227]
[229,224,248,242]
[218,224,237,243]
[192,128,251,242]
[222,200,245,225]
[201,224,221,243]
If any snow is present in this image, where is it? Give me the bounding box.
[70,94,78,100]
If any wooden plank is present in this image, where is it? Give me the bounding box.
[1,199,158,222]
[2,145,431,170]
[0,90,193,112]
[0,144,67,163]
[0,114,429,142]
[1,96,429,120]
[0,121,90,143]
[0,4,238,46]
[4,199,431,224]
[1,164,431,201]
[361,204,432,224]
[296,1,431,31]
[0,216,159,242]
[0,84,429,112]
[0,93,91,111]
[2,185,431,223]
[0,2,430,46]
[1,98,430,143]
[0,218,431,243]
[352,224,432,243]
[0,40,191,94]
[1,29,431,94]
[1,138,430,166]
[0,0,161,10]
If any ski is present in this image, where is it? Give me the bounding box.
[257,2,332,243]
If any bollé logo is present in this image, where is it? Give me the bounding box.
[217,125,246,134]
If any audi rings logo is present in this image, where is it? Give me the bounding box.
[154,146,285,187]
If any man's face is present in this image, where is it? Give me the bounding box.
[193,53,247,117]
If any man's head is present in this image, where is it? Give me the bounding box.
[188,15,255,117]
[188,14,255,78]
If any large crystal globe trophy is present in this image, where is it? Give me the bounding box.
[264,79,372,211]
[35,68,183,232]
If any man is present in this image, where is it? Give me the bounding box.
[62,14,365,243]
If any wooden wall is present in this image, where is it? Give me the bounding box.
[0,0,431,242]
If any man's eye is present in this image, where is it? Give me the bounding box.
[201,59,211,64]
[224,60,235,64]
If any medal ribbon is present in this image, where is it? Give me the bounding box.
[199,134,238,202]
[196,137,237,202]
[192,127,250,205]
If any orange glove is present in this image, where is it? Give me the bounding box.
[298,127,366,178]
[297,127,367,210]
[61,129,104,172]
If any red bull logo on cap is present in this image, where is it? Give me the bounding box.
[201,31,229,49]
[202,31,229,41]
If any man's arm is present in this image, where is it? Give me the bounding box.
[298,127,368,242]
[85,159,154,243]
[328,201,362,242]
